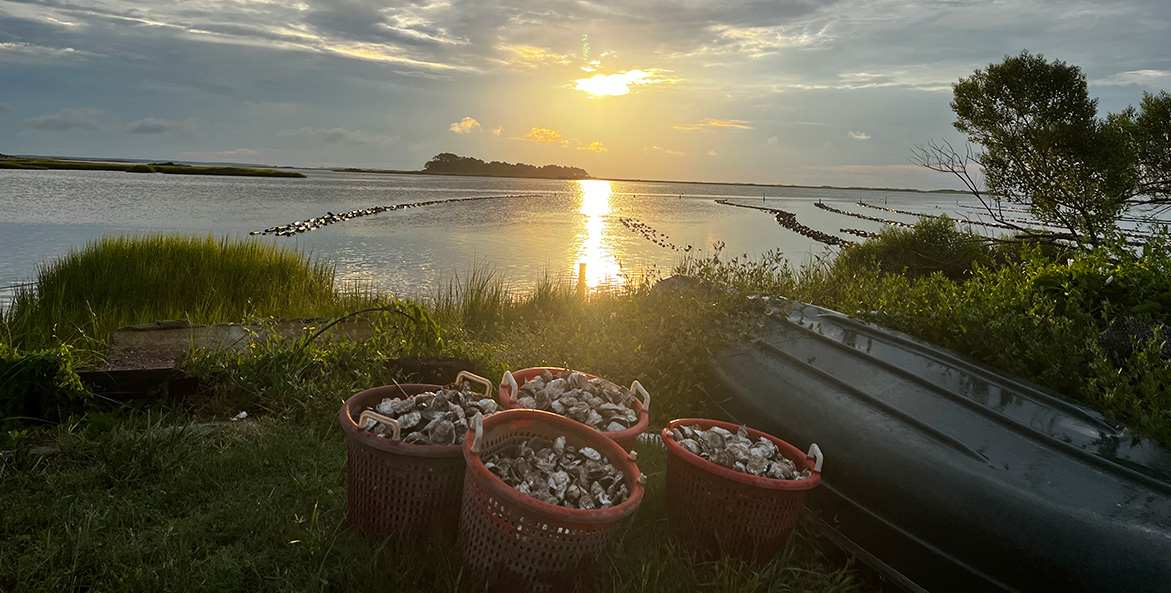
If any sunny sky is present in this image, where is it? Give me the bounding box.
[1,0,1168,189]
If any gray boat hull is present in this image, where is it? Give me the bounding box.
[709,301,1171,592]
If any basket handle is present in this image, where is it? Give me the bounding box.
[470,412,484,454]
[456,370,494,399]
[359,410,401,441]
[630,380,651,413]
[807,443,824,472]
[501,370,518,398]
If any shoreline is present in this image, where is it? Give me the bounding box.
[330,167,969,195]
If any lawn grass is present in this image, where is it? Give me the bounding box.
[0,158,304,178]
[0,414,860,593]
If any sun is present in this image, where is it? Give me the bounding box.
[574,70,653,97]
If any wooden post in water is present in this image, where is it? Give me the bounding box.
[577,263,587,299]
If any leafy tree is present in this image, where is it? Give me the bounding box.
[914,51,1170,247]
[1113,91,1171,204]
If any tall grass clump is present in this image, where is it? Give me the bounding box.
[2,234,353,352]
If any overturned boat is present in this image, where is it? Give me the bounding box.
[708,300,1171,593]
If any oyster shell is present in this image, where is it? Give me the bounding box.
[362,382,498,445]
[672,424,813,481]
[515,369,642,432]
[480,435,633,509]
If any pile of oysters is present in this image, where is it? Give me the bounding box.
[670,424,812,480]
[364,385,498,446]
[482,435,632,509]
[515,370,640,432]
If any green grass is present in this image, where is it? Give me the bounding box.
[0,158,304,178]
[1,234,367,355]
[0,415,859,593]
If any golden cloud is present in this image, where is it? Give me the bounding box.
[500,44,571,66]
[491,126,504,136]
[577,141,607,152]
[674,118,754,131]
[648,145,685,157]
[520,127,567,144]
[449,116,481,133]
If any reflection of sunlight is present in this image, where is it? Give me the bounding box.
[575,180,622,288]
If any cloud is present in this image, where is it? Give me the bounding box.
[178,148,261,160]
[674,118,754,131]
[22,107,113,131]
[0,103,11,114]
[649,146,685,157]
[1098,69,1171,86]
[708,150,717,156]
[704,23,831,58]
[847,131,871,140]
[577,141,606,152]
[491,126,504,136]
[126,118,196,135]
[449,116,481,133]
[499,44,571,67]
[279,127,396,145]
[767,136,779,145]
[519,127,567,144]
[574,70,672,97]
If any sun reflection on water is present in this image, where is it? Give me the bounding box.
[575,179,622,288]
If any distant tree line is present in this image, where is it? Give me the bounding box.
[423,153,590,179]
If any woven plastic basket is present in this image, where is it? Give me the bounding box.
[339,371,493,541]
[458,409,644,593]
[662,418,824,565]
[498,367,650,451]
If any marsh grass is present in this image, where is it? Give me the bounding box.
[0,158,304,177]
[1,234,369,355]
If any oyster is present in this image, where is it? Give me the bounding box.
[515,369,642,432]
[671,424,813,481]
[480,435,634,509]
[362,382,498,445]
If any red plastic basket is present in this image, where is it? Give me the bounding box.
[498,367,650,451]
[338,372,494,541]
[458,409,644,593]
[661,418,823,565]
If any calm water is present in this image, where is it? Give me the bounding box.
[0,168,989,305]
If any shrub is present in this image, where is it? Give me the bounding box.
[834,216,995,280]
[0,344,91,423]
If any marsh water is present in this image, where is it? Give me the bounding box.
[0,168,1000,306]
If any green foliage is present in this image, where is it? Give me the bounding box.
[1113,90,1171,202]
[0,344,91,423]
[126,164,155,173]
[951,50,1136,244]
[680,239,1171,443]
[1,234,360,353]
[834,216,995,281]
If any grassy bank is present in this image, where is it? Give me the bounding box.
[0,158,305,178]
[5,227,1171,591]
